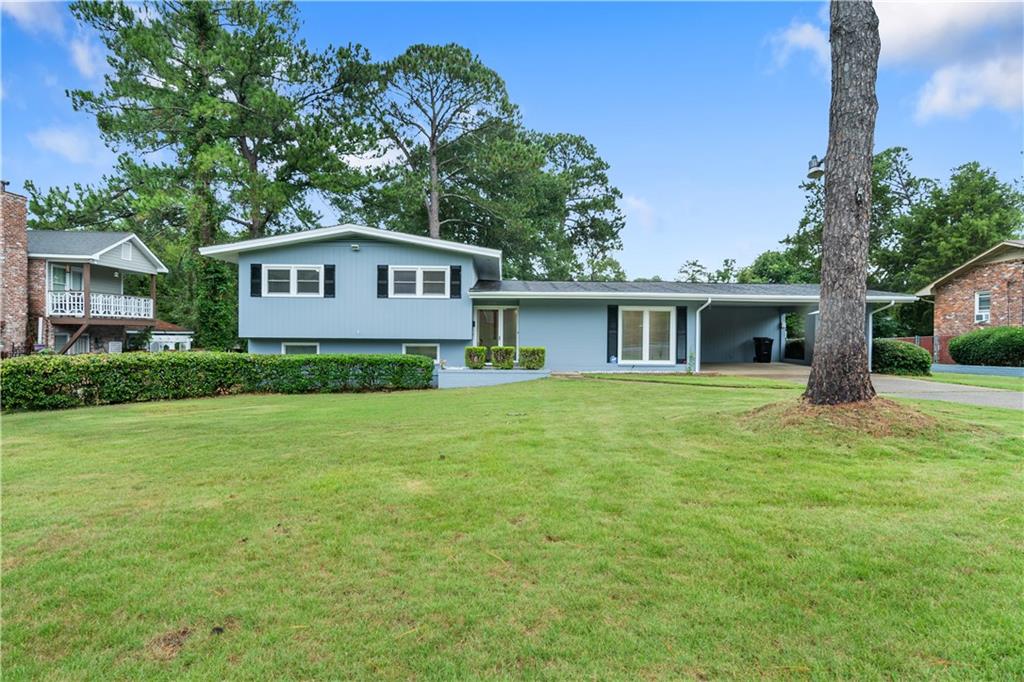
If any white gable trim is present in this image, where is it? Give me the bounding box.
[198,223,502,264]
[916,240,1024,296]
[93,234,169,273]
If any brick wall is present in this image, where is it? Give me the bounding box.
[0,189,29,354]
[27,258,51,348]
[933,259,1024,337]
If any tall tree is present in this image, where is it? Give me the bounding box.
[29,0,369,347]
[676,258,738,283]
[362,44,515,239]
[805,0,881,405]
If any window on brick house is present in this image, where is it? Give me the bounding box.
[974,291,991,324]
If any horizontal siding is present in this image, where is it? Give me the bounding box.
[700,305,784,363]
[239,240,475,340]
[247,338,468,366]
[95,242,161,274]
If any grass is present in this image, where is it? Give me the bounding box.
[4,379,1023,680]
[920,372,1023,392]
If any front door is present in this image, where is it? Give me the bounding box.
[474,307,518,362]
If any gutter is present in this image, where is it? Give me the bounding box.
[694,298,712,373]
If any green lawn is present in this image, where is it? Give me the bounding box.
[921,372,1024,392]
[4,379,1023,679]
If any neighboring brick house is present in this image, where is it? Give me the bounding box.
[0,185,184,356]
[915,240,1024,361]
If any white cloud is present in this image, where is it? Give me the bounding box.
[343,142,405,170]
[1,1,64,38]
[875,1,1022,64]
[770,21,829,70]
[916,54,1024,121]
[69,35,104,78]
[27,126,108,165]
[622,194,656,232]
[769,1,1023,122]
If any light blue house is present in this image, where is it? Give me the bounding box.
[199,225,915,378]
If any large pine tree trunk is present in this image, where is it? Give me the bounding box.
[427,146,441,239]
[805,0,880,405]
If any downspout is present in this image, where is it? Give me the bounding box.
[867,299,897,371]
[694,298,712,373]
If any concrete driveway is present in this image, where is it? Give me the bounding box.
[704,363,1024,411]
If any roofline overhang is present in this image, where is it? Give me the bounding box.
[28,233,169,274]
[468,291,918,304]
[198,224,503,266]
[915,240,1024,296]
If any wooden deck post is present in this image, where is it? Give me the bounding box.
[150,273,157,320]
[83,263,92,320]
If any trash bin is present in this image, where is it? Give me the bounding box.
[753,337,774,363]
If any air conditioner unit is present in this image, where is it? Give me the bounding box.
[975,312,990,323]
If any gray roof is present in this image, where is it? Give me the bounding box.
[470,280,915,301]
[27,230,133,257]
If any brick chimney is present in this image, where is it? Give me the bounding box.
[1,184,29,355]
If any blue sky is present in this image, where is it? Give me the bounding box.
[2,2,1021,279]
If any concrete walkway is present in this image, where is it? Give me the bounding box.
[703,363,1024,411]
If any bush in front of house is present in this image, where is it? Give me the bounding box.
[518,347,546,370]
[948,327,1024,367]
[784,338,805,360]
[490,346,516,369]
[465,346,486,369]
[871,339,931,376]
[0,352,435,411]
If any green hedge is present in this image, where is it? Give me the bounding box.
[518,347,546,370]
[871,339,931,376]
[948,327,1024,367]
[490,346,515,369]
[0,352,434,411]
[784,338,805,360]
[465,347,486,369]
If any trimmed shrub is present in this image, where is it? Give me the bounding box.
[491,346,515,369]
[871,339,931,376]
[0,352,434,411]
[465,346,486,369]
[784,338,805,360]
[948,327,1024,367]
[518,347,546,370]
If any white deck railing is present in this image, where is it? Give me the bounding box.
[47,291,153,319]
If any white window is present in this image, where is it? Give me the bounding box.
[389,266,449,298]
[122,242,134,260]
[54,332,90,355]
[403,343,440,363]
[281,342,320,355]
[49,264,84,291]
[975,291,991,323]
[618,307,675,365]
[263,265,323,297]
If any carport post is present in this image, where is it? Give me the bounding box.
[694,298,712,373]
[867,299,896,371]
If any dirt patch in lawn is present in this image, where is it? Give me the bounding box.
[745,396,944,438]
[146,627,191,661]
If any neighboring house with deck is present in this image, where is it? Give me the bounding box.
[199,224,916,372]
[0,188,169,355]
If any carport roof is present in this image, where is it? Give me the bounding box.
[469,280,916,303]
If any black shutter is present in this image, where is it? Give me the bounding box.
[607,305,618,362]
[250,264,262,297]
[324,264,335,298]
[377,265,388,298]
[676,306,688,364]
[450,265,462,299]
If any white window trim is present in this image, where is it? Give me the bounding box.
[281,342,321,355]
[402,343,441,363]
[473,306,519,360]
[54,332,90,355]
[262,264,324,298]
[388,265,450,299]
[122,242,133,260]
[48,262,84,292]
[974,291,991,324]
[618,306,676,365]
